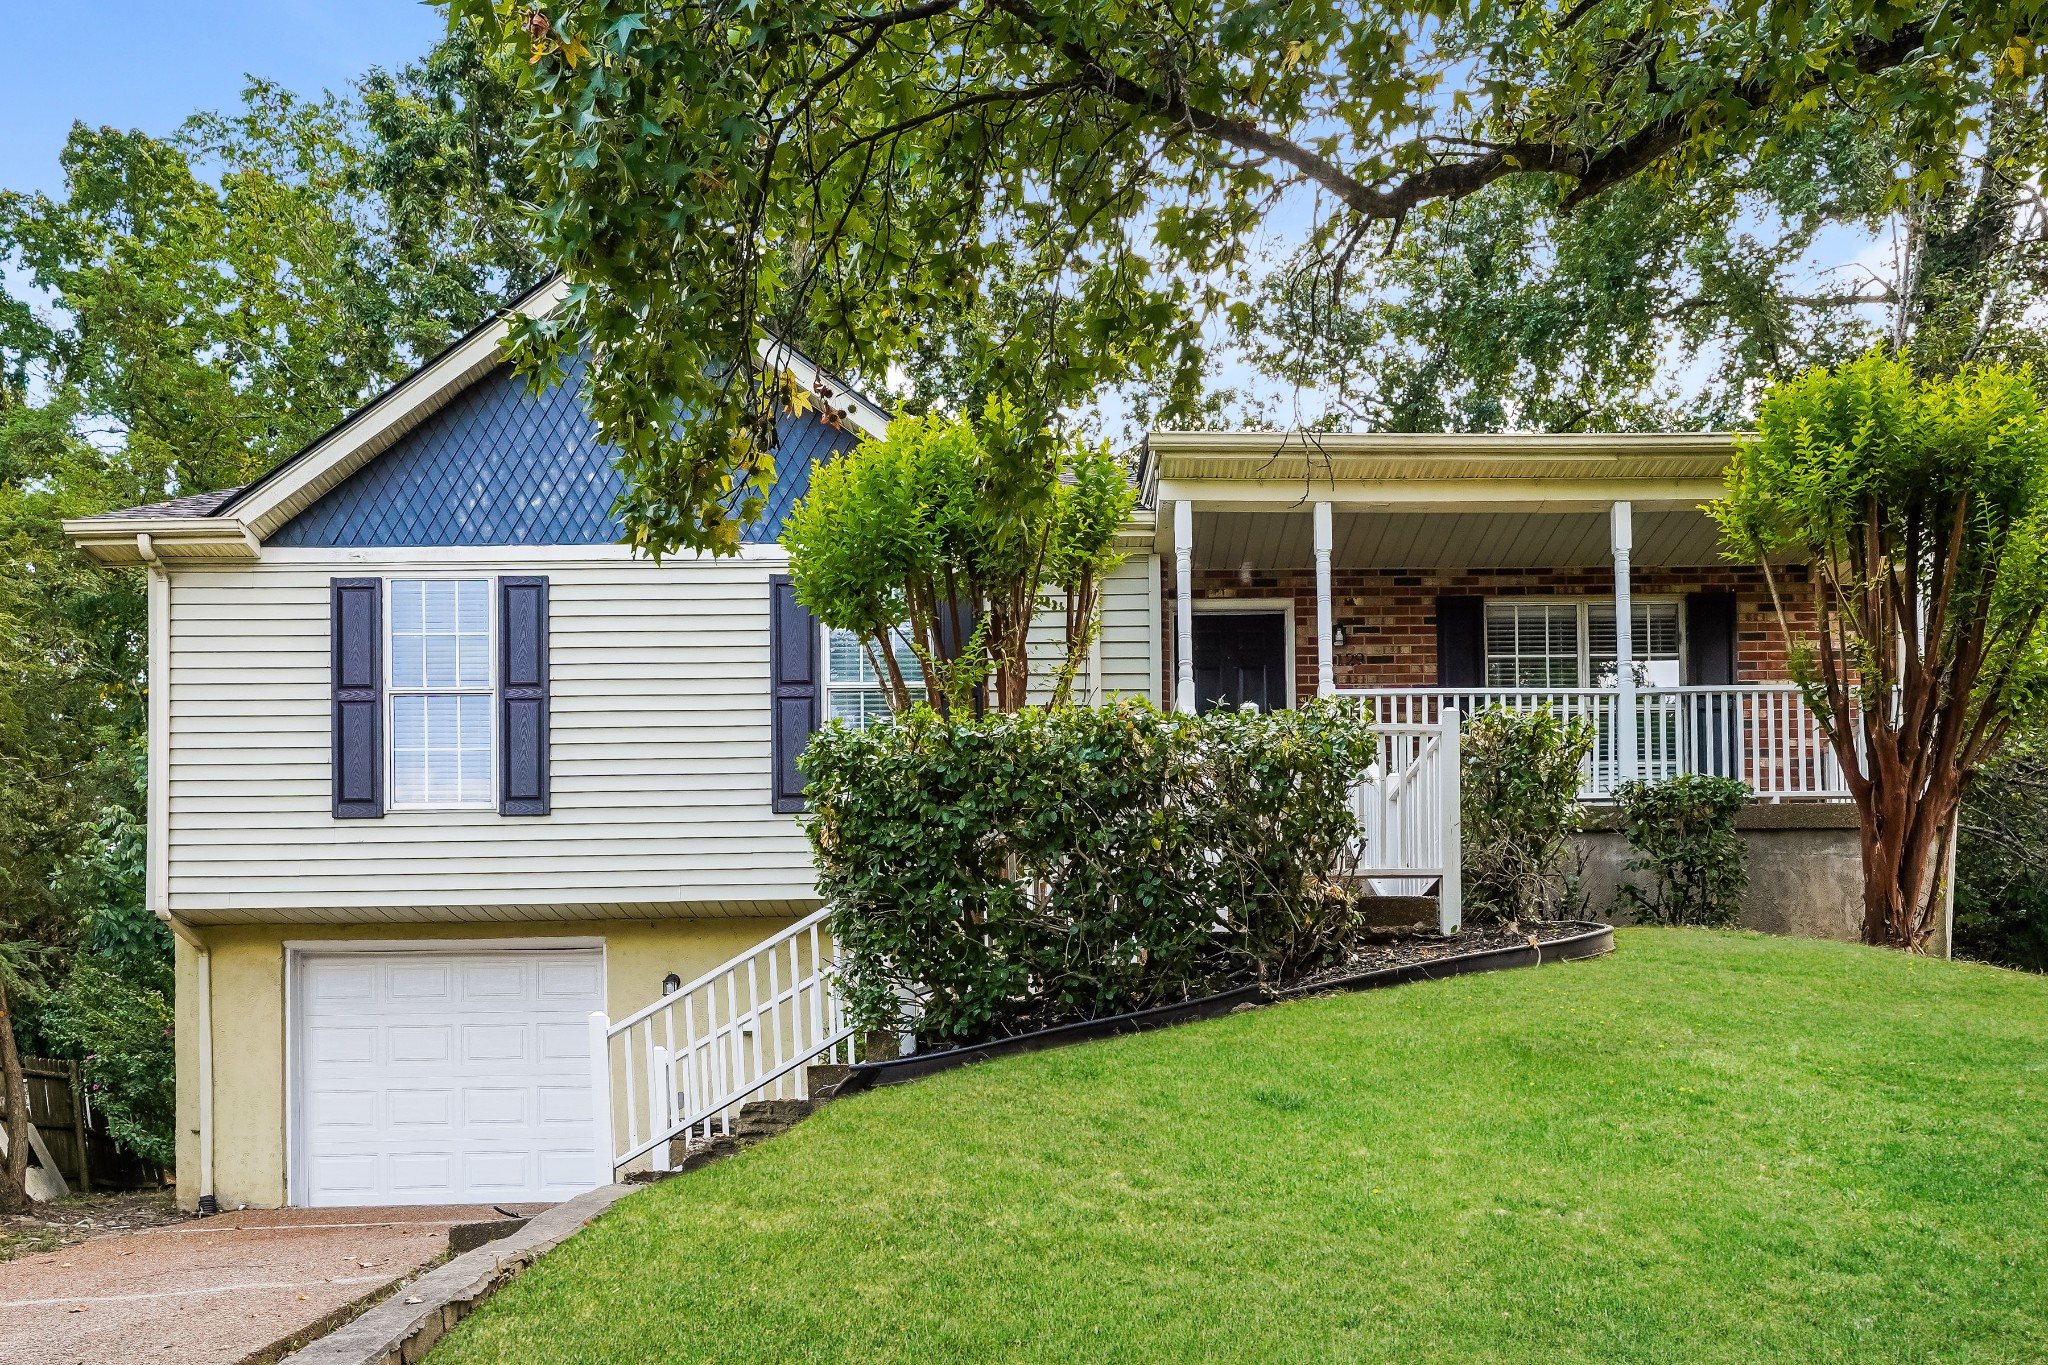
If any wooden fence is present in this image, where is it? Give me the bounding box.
[2,1056,155,1193]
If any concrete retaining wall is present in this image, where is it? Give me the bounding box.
[1572,803,1900,947]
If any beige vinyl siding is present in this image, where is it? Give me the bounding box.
[1097,554,1160,703]
[164,548,817,921]
[1019,553,1161,707]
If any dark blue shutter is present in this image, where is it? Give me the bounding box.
[1685,590,1740,777]
[1435,596,1485,687]
[498,576,550,816]
[769,575,819,814]
[1685,591,1737,685]
[331,578,384,819]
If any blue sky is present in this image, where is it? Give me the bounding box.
[1,1,448,198]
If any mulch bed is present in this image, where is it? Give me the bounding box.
[0,1187,182,1263]
[1287,920,1605,994]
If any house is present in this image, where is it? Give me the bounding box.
[64,280,1859,1214]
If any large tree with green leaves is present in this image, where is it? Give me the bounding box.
[1252,96,2048,431]
[451,0,2043,552]
[1714,352,2048,952]
[0,24,542,1189]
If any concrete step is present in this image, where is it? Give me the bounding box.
[1356,894,1438,929]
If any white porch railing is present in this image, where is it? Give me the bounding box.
[1336,684,1848,800]
[590,906,853,1182]
[1350,712,1463,934]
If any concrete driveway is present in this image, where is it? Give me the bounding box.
[0,1203,550,1365]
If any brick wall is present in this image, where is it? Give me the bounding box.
[1162,562,1816,707]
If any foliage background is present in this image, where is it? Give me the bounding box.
[0,19,540,1164]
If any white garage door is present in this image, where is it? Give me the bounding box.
[295,947,604,1207]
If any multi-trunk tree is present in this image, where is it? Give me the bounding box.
[1714,352,2048,950]
[783,399,1132,714]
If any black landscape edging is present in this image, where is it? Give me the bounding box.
[1271,920,1615,999]
[834,922,1614,1093]
[833,982,1270,1093]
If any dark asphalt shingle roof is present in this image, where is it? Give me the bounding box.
[87,487,246,521]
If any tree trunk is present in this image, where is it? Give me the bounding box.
[0,977,33,1214]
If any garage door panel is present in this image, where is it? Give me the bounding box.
[461,1024,527,1062]
[463,1087,527,1127]
[313,1155,379,1196]
[389,1089,455,1128]
[296,947,603,1207]
[390,1025,454,1063]
[463,962,525,999]
[390,1152,457,1195]
[390,963,453,1000]
[541,961,602,998]
[465,1152,531,1191]
[537,1022,586,1060]
[313,965,374,1001]
[537,1085,592,1125]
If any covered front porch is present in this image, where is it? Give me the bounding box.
[1142,431,1848,802]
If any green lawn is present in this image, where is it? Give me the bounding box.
[434,930,2048,1363]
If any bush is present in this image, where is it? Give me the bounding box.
[40,958,176,1167]
[1953,738,2048,970]
[1612,775,1751,927]
[1461,707,1594,924]
[803,698,1378,1044]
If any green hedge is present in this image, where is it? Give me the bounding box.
[802,699,1378,1045]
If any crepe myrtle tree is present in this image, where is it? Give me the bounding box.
[1714,352,2048,951]
[784,397,1132,714]
[443,0,2045,556]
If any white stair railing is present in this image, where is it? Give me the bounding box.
[589,906,854,1182]
[1350,710,1462,934]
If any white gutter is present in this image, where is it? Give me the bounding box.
[139,535,214,1212]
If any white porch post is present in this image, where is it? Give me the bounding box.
[1438,707,1463,936]
[1314,500,1334,697]
[1611,501,1637,786]
[1174,499,1196,713]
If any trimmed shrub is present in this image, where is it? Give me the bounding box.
[1613,775,1751,927]
[803,698,1378,1044]
[1461,707,1594,924]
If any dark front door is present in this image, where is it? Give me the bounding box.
[1193,612,1288,713]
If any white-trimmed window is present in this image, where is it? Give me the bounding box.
[389,578,494,807]
[825,626,925,729]
[1485,600,1681,688]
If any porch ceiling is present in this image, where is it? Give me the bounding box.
[1180,507,1726,570]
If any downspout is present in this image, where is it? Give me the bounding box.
[139,534,215,1214]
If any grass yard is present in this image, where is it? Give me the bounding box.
[433,930,2048,1363]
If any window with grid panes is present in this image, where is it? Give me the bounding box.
[388,578,494,807]
[1483,600,1682,687]
[825,626,926,728]
[1589,602,1682,686]
[1485,602,1583,686]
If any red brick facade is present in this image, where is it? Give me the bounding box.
[1163,563,1816,707]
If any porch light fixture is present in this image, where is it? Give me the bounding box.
[1239,561,1254,585]
[1332,624,1347,649]
[661,972,682,996]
